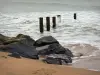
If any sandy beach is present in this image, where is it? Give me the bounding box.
[0,52,100,75]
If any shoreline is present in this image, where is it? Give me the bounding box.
[64,43,100,71]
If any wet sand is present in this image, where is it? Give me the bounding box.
[0,52,100,75]
[72,56,100,71]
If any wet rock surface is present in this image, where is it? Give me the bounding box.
[36,43,73,57]
[43,54,72,65]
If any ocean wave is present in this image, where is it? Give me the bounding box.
[65,43,100,57]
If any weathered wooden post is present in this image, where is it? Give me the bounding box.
[46,17,50,31]
[52,16,56,28]
[74,13,77,20]
[57,15,61,23]
[39,17,44,33]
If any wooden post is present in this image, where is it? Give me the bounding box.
[46,17,50,31]
[74,13,77,20]
[52,17,56,28]
[57,15,61,23]
[39,17,44,33]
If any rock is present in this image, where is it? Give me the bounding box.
[0,34,38,59]
[43,54,72,65]
[36,43,73,57]
[3,34,35,46]
[34,36,59,47]
[0,42,2,45]
[36,45,49,55]
[65,48,73,57]
[7,42,39,59]
[0,45,10,51]
[16,34,35,46]
[8,52,21,58]
[0,34,6,40]
[3,39,19,45]
[0,34,9,44]
[16,34,27,38]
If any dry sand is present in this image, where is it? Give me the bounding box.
[0,52,100,75]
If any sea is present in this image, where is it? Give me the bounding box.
[0,1,100,71]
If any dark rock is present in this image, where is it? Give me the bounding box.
[65,48,73,57]
[0,41,3,45]
[16,34,24,38]
[0,34,38,59]
[7,42,39,59]
[43,54,72,65]
[47,43,67,54]
[36,43,73,57]
[8,52,21,58]
[0,34,9,44]
[3,34,35,46]
[0,45,10,51]
[3,39,19,45]
[0,42,2,45]
[34,36,59,47]
[37,43,65,55]
[36,45,49,55]
[16,34,35,46]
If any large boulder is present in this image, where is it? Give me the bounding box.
[36,43,73,57]
[43,54,72,65]
[7,42,39,59]
[3,34,35,46]
[16,34,35,46]
[0,34,10,44]
[34,36,59,47]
